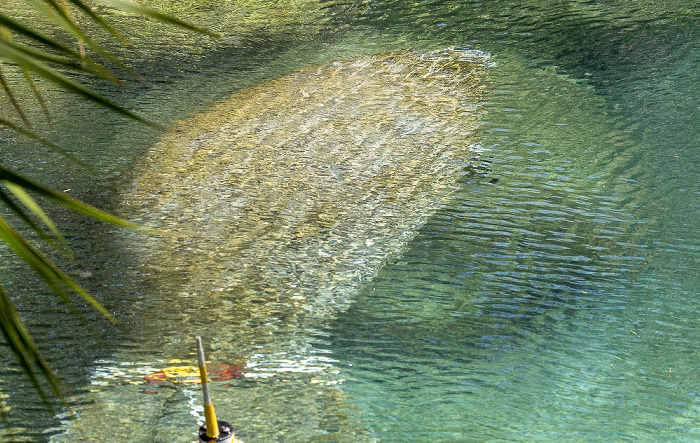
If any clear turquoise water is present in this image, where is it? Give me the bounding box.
[1,0,699,441]
[328,3,700,440]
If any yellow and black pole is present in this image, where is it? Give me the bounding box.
[196,336,236,443]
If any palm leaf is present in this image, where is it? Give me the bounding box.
[3,181,70,251]
[0,166,141,230]
[0,188,68,255]
[0,0,215,411]
[65,0,133,48]
[0,42,159,127]
[0,68,32,127]
[0,117,82,162]
[0,13,87,60]
[9,0,139,80]
[0,215,115,323]
[101,0,221,38]
[1,39,118,80]
[0,285,63,410]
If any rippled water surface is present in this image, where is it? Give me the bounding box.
[1,0,699,441]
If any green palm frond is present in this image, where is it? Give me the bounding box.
[0,117,81,160]
[0,166,142,230]
[0,285,63,409]
[101,0,220,37]
[1,0,216,411]
[0,13,86,58]
[1,183,70,254]
[0,68,33,127]
[0,41,157,126]
[0,213,114,323]
[2,38,117,79]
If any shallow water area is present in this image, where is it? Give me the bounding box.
[328,51,700,441]
[1,0,699,441]
[48,48,489,442]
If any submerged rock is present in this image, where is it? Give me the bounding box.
[55,48,490,442]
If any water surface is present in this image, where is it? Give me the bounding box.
[1,0,698,441]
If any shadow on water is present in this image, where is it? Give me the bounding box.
[1,1,368,439]
[327,5,700,440]
[44,48,491,442]
[1,0,699,441]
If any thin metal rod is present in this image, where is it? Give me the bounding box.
[196,336,212,405]
[196,336,219,439]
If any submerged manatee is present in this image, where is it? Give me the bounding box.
[126,48,488,328]
[56,48,490,442]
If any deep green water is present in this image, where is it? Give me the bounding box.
[1,0,699,441]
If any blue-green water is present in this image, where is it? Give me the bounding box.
[1,0,699,441]
[330,63,700,440]
[327,3,700,440]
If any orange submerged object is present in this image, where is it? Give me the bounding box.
[143,364,245,385]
